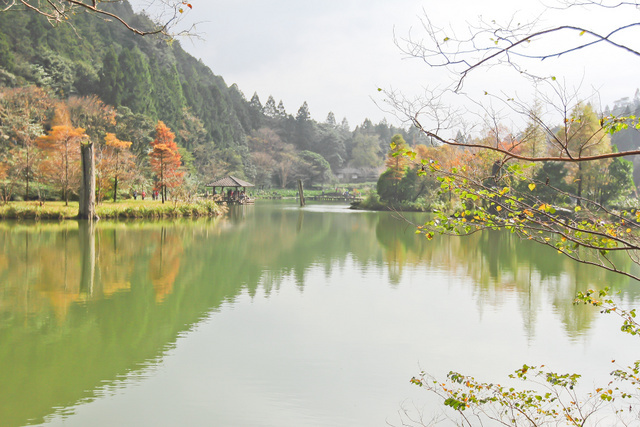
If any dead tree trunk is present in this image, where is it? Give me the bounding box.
[78,142,99,220]
[78,219,96,296]
[297,179,305,207]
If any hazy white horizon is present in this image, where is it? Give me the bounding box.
[133,0,640,131]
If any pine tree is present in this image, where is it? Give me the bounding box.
[296,101,311,121]
[118,47,157,117]
[263,95,277,118]
[99,47,122,106]
[151,60,185,130]
[249,92,262,111]
[294,101,315,151]
[325,111,336,127]
[277,100,287,118]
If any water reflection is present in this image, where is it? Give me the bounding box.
[0,202,637,426]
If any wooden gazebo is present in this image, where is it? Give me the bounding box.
[205,176,254,204]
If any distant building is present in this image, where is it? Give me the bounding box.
[335,167,380,183]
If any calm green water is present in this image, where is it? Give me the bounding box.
[1,201,639,426]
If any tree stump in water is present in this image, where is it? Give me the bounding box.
[78,141,99,220]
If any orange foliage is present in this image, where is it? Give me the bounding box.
[51,102,71,126]
[416,144,476,173]
[37,124,87,205]
[98,133,135,202]
[149,121,183,202]
[148,234,183,303]
[105,132,132,150]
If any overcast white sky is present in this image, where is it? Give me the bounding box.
[136,0,640,129]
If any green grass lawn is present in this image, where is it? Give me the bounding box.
[0,199,225,220]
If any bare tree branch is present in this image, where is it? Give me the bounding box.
[1,0,196,37]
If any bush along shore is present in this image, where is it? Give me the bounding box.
[0,200,226,220]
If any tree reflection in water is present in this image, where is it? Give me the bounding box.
[0,203,636,426]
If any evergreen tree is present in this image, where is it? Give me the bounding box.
[118,46,157,117]
[325,111,336,127]
[0,33,15,72]
[150,59,185,131]
[316,125,346,170]
[263,95,277,118]
[296,101,311,121]
[99,47,122,106]
[247,92,263,130]
[277,100,287,118]
[339,117,350,132]
[600,156,636,206]
[294,101,315,151]
[249,92,262,110]
[530,161,572,205]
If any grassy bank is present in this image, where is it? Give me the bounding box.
[351,191,431,212]
[0,200,226,220]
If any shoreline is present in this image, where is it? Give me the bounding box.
[0,200,226,220]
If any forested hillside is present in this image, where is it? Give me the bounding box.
[0,0,421,197]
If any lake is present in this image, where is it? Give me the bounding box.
[1,201,639,426]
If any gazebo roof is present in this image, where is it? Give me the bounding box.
[206,175,254,188]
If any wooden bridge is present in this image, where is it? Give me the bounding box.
[307,195,363,202]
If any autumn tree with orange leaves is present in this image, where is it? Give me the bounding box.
[37,124,87,205]
[149,121,183,203]
[101,133,134,203]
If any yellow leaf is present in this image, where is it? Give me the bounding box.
[496,206,502,211]
[575,206,582,212]
[528,183,536,191]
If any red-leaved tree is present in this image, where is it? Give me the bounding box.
[149,121,183,203]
